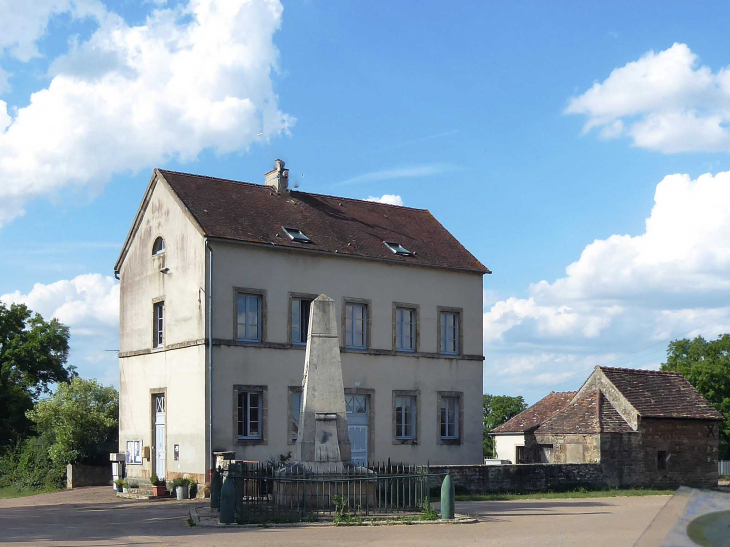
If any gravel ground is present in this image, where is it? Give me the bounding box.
[0,486,670,546]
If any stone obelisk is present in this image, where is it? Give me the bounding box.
[294,294,352,469]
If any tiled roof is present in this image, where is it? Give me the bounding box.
[536,390,633,434]
[491,391,576,434]
[599,367,723,421]
[158,170,490,274]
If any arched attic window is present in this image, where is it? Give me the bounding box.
[152,237,165,256]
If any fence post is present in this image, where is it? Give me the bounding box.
[440,473,455,520]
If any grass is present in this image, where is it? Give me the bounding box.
[0,485,61,500]
[455,487,675,501]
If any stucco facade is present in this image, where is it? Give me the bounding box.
[116,168,486,482]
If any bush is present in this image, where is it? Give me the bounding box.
[150,473,165,487]
[171,477,193,489]
[0,436,65,490]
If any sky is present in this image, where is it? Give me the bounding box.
[1,0,730,402]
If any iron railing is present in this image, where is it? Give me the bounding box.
[220,461,440,522]
[719,460,730,476]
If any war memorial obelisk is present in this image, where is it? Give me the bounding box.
[293,294,352,470]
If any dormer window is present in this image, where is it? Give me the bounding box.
[384,241,412,256]
[152,237,165,256]
[282,227,312,244]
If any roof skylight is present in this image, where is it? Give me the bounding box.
[383,241,412,256]
[282,226,313,244]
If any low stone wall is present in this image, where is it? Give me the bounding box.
[428,463,606,494]
[66,464,111,489]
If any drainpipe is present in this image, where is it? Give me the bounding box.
[205,238,214,481]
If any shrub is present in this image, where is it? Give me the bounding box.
[150,473,165,487]
[0,435,65,490]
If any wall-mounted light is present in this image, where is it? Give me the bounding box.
[160,267,171,275]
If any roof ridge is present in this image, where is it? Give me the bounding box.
[156,168,429,212]
[599,366,683,376]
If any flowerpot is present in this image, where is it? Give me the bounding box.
[176,485,189,501]
[122,487,128,494]
[152,485,167,497]
[116,487,123,493]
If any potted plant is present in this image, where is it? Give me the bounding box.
[114,479,125,493]
[172,477,192,501]
[150,473,167,497]
[128,482,139,491]
[122,480,129,494]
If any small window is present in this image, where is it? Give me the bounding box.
[126,440,142,464]
[384,241,412,256]
[282,227,312,244]
[440,311,459,355]
[539,444,553,464]
[237,294,262,342]
[440,396,459,440]
[395,395,416,439]
[290,391,302,442]
[152,237,165,256]
[238,392,262,439]
[292,298,313,345]
[345,302,367,349]
[516,446,526,464]
[153,301,164,348]
[657,450,667,471]
[395,307,416,352]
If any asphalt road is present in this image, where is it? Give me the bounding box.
[0,487,670,546]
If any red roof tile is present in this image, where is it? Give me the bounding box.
[599,367,723,421]
[536,390,633,434]
[158,169,490,274]
[491,392,576,434]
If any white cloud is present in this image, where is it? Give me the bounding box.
[0,0,293,226]
[366,194,404,206]
[335,163,457,186]
[484,170,730,399]
[565,43,730,153]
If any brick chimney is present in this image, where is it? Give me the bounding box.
[265,158,289,193]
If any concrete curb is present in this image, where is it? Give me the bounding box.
[188,505,477,528]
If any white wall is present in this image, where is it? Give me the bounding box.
[494,434,524,463]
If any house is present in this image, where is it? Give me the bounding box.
[114,160,489,484]
[491,366,723,488]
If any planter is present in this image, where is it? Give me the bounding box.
[116,486,123,493]
[176,485,189,501]
[122,487,128,494]
[152,485,167,497]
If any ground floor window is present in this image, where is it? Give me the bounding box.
[439,397,459,440]
[395,395,417,440]
[538,444,553,463]
[126,440,142,464]
[238,391,262,439]
[516,446,526,464]
[290,389,302,442]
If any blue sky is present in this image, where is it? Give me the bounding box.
[1,0,730,403]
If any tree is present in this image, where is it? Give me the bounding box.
[661,334,730,458]
[483,394,527,459]
[27,377,119,466]
[0,303,73,447]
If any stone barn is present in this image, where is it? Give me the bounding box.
[492,366,723,489]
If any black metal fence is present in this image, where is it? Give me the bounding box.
[220,461,438,522]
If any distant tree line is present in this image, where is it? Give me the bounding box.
[0,303,118,490]
[482,394,527,459]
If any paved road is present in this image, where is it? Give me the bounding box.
[0,487,670,546]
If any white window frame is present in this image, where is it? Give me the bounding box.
[152,237,165,256]
[126,440,142,465]
[237,293,262,342]
[153,301,164,348]
[440,311,459,355]
[440,397,459,440]
[345,302,367,349]
[237,391,262,440]
[395,395,417,440]
[291,298,312,346]
[395,307,416,352]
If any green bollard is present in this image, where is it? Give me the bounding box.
[210,467,222,509]
[219,473,236,524]
[440,474,455,520]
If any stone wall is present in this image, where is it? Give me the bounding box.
[66,465,111,489]
[428,463,605,494]
[532,433,601,464]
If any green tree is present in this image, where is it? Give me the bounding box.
[483,394,527,459]
[661,334,730,458]
[27,377,119,466]
[0,303,73,447]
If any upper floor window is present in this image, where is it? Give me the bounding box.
[153,301,164,348]
[345,302,367,349]
[237,293,262,342]
[282,227,312,244]
[395,307,416,352]
[383,241,412,256]
[292,298,312,345]
[440,311,460,355]
[152,237,165,256]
